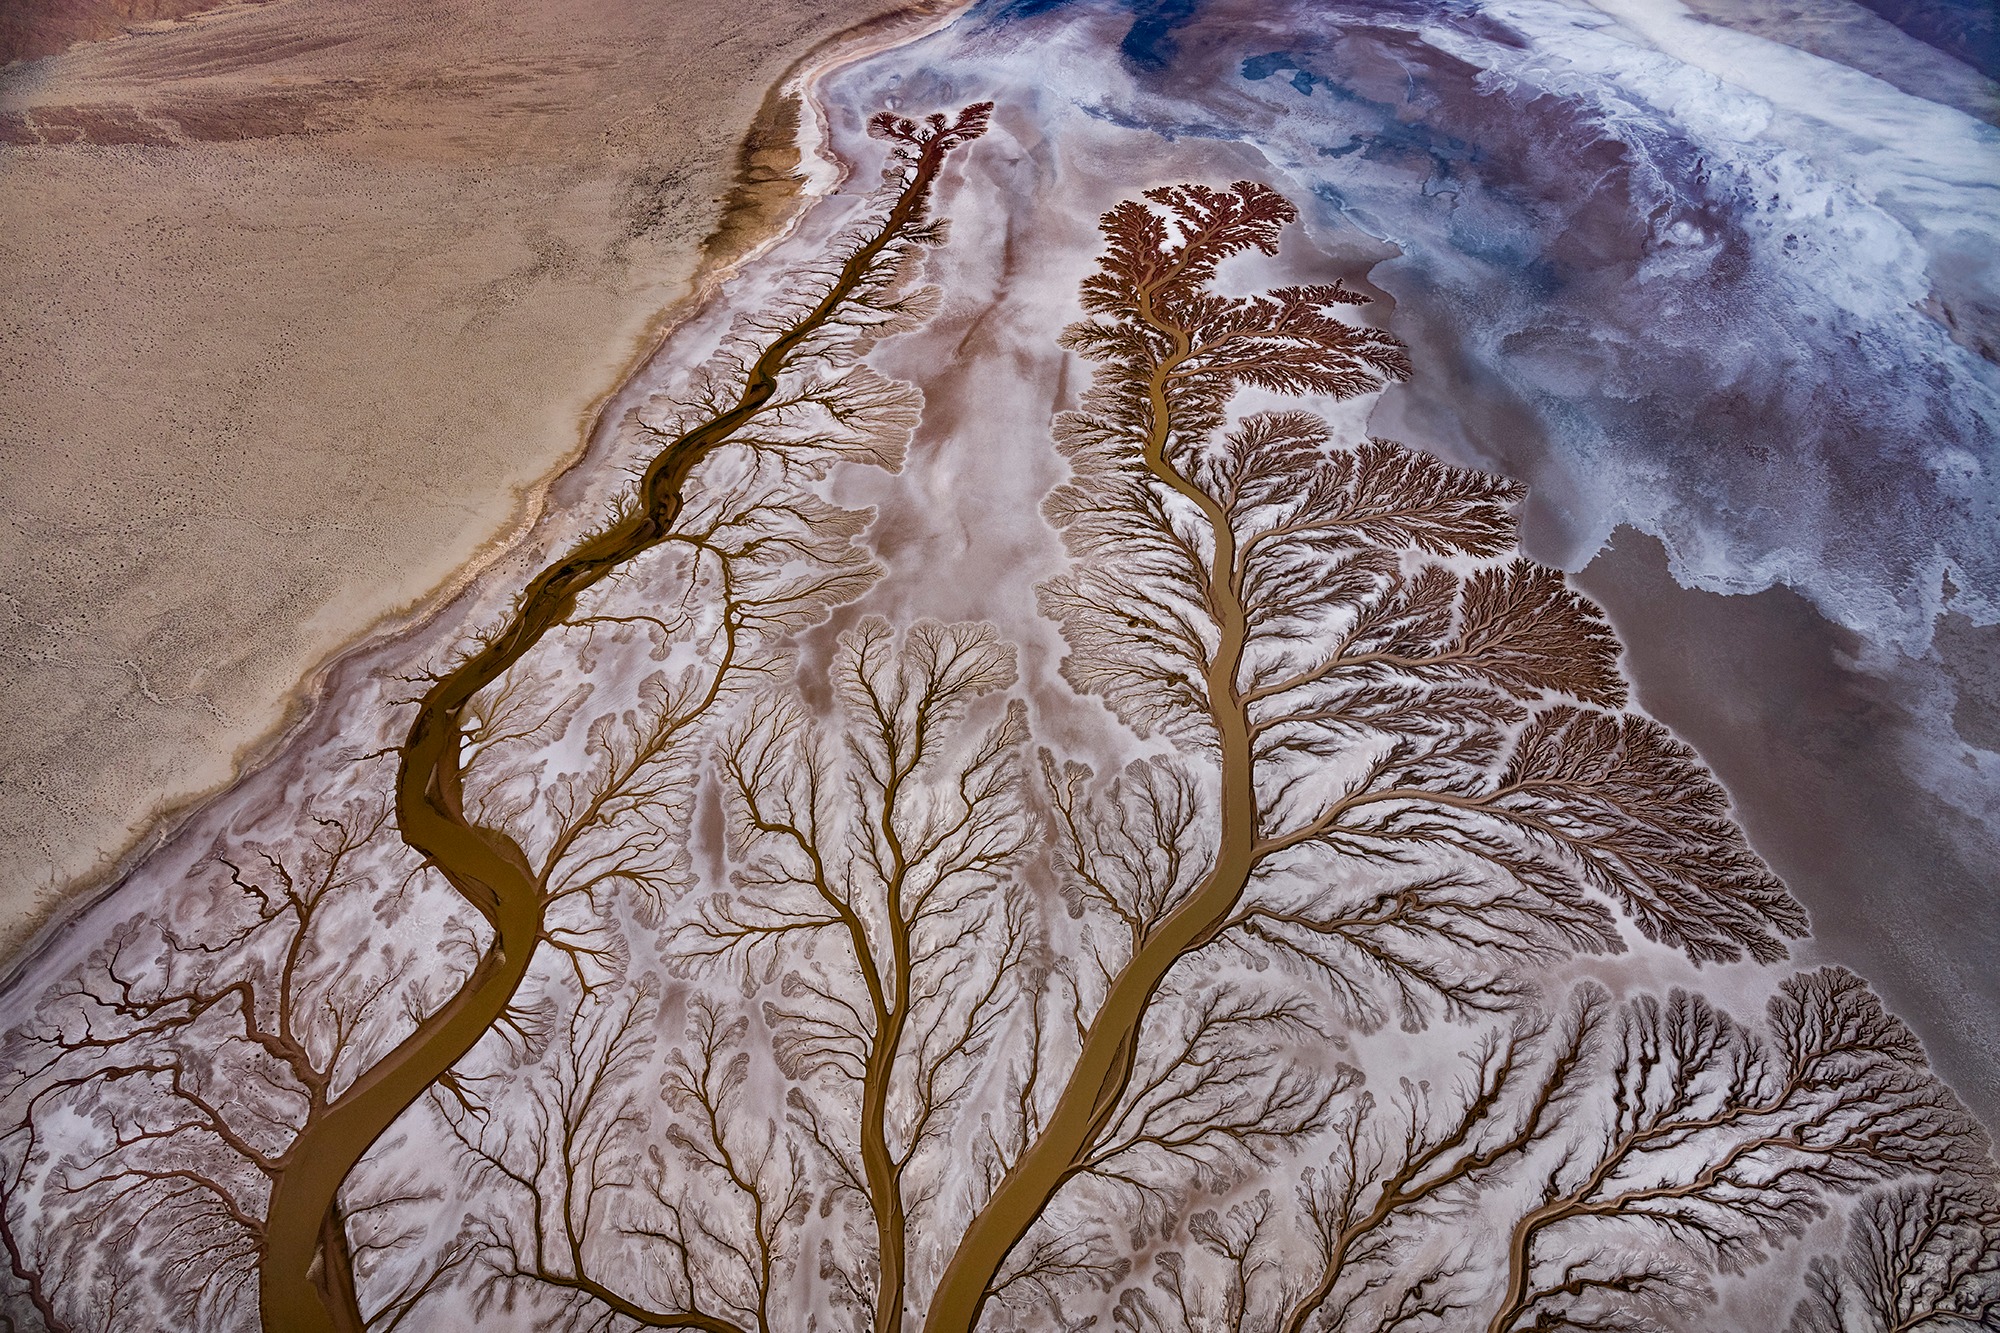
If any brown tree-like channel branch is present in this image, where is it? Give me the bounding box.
[923,179,1802,1332]
[924,196,1296,1333]
[256,103,994,1333]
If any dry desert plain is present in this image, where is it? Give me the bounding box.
[0,0,954,961]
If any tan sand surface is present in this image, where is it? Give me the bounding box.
[0,0,937,959]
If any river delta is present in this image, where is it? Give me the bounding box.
[2,2,1996,1329]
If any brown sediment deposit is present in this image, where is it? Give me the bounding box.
[0,0,962,962]
[1574,528,2000,1125]
[0,0,241,68]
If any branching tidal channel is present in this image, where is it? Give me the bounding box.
[259,103,996,1333]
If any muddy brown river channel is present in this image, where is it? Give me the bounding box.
[252,110,995,1333]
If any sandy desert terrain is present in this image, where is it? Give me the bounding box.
[0,0,941,959]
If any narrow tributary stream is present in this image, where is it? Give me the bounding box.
[256,104,994,1333]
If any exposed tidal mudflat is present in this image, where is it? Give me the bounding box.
[813,0,2000,1118]
[1,1,1996,1329]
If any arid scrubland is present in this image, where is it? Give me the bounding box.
[0,0,946,957]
